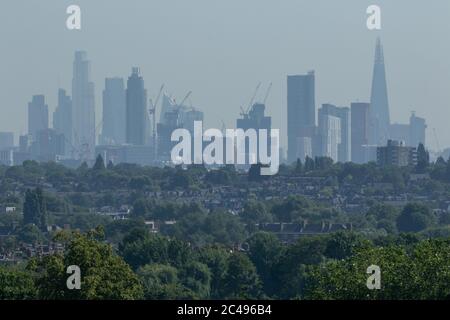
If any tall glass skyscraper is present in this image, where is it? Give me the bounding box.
[102,78,126,145]
[53,89,72,156]
[351,102,370,164]
[28,95,49,140]
[369,38,391,146]
[287,71,316,163]
[126,67,148,146]
[72,51,96,160]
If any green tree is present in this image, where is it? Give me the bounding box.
[324,232,372,260]
[23,188,47,231]
[29,229,143,299]
[132,198,149,217]
[416,143,429,173]
[397,203,436,233]
[0,267,36,299]
[93,155,106,171]
[179,261,211,299]
[197,246,230,299]
[247,232,283,296]
[137,264,191,300]
[241,200,272,224]
[222,253,262,299]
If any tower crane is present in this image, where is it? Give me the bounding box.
[149,84,165,161]
[179,91,192,107]
[263,82,272,105]
[245,82,262,114]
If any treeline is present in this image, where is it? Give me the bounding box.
[2,228,450,300]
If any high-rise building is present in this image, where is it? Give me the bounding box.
[157,110,182,161]
[236,103,272,164]
[390,123,410,146]
[377,140,417,167]
[126,68,149,146]
[409,112,427,148]
[30,129,65,162]
[28,95,49,140]
[369,38,391,146]
[19,134,32,153]
[287,71,316,163]
[72,51,96,160]
[351,102,370,164]
[0,132,14,150]
[318,106,341,163]
[102,78,126,145]
[53,89,72,156]
[318,104,350,163]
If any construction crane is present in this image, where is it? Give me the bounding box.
[263,82,272,105]
[245,82,262,114]
[433,128,441,153]
[179,91,192,107]
[149,84,165,161]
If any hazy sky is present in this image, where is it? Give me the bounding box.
[1,0,450,150]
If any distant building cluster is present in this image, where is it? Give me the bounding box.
[0,38,431,168]
[287,38,427,166]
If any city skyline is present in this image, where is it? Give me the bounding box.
[0,38,435,166]
[1,1,450,152]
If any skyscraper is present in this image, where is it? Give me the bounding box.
[126,68,149,146]
[28,95,49,140]
[0,132,14,150]
[409,112,427,148]
[351,102,370,164]
[369,38,391,146]
[102,78,126,145]
[72,51,96,160]
[318,105,341,163]
[318,104,351,163]
[53,89,72,156]
[236,103,272,164]
[287,71,316,163]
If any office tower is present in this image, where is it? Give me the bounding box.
[19,135,32,153]
[409,112,427,148]
[72,51,96,160]
[287,71,316,163]
[157,111,182,161]
[390,123,410,145]
[369,38,391,146]
[182,109,204,136]
[102,78,126,145]
[296,137,313,162]
[377,140,417,167]
[236,103,272,164]
[0,150,13,166]
[126,68,148,146]
[0,132,14,150]
[335,107,351,163]
[28,95,49,139]
[318,106,341,163]
[53,89,72,156]
[30,129,65,162]
[318,104,350,163]
[351,102,370,164]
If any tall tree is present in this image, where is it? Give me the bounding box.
[23,188,47,231]
[29,228,143,300]
[416,143,429,173]
[93,155,106,171]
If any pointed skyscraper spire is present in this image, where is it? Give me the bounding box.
[369,37,391,146]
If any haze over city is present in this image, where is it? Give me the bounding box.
[1,0,450,151]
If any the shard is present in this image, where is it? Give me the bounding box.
[369,38,391,146]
